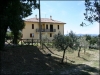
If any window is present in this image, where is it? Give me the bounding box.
[30,33,34,37]
[58,25,59,29]
[32,24,34,29]
[50,33,52,37]
[30,33,32,37]
[46,24,48,29]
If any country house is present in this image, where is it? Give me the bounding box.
[22,15,66,40]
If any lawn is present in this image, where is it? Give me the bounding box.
[1,46,99,75]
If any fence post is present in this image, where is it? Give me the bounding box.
[42,40,43,49]
[32,39,33,46]
[27,39,28,45]
[21,39,22,46]
[37,39,38,46]
[52,41,53,48]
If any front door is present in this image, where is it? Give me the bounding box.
[50,24,53,32]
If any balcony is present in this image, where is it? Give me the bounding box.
[36,29,56,32]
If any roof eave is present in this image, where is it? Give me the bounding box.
[24,21,66,24]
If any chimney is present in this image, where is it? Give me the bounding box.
[35,15,37,19]
[50,15,52,19]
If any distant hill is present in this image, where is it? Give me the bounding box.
[76,34,98,36]
[65,34,98,36]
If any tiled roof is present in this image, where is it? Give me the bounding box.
[25,18,66,24]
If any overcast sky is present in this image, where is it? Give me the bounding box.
[24,1,99,35]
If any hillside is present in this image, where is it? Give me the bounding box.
[1,46,99,74]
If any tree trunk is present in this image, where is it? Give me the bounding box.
[78,46,81,57]
[0,27,7,50]
[13,32,18,45]
[61,49,66,63]
[84,47,86,54]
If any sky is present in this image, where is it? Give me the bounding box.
[24,1,99,35]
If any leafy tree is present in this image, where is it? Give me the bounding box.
[89,36,99,49]
[98,34,100,37]
[0,0,38,50]
[53,32,75,63]
[90,36,98,45]
[77,36,89,57]
[6,31,13,40]
[68,31,79,50]
[80,0,100,26]
[97,34,100,47]
[9,16,25,44]
[8,0,38,44]
[69,31,77,43]
[77,36,83,57]
[6,30,22,40]
[18,31,23,39]
[85,34,91,41]
[83,37,89,54]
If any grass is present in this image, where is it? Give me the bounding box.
[43,47,99,74]
[1,46,99,75]
[5,40,53,48]
[66,51,91,64]
[92,61,99,68]
[18,41,53,47]
[18,41,40,46]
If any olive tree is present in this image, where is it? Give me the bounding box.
[83,36,89,54]
[68,31,79,50]
[77,36,83,57]
[77,36,89,57]
[53,32,74,63]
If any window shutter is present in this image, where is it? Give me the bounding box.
[46,24,48,29]
[58,25,59,29]
[30,33,32,37]
[32,24,34,29]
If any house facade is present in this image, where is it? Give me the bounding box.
[22,15,66,40]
